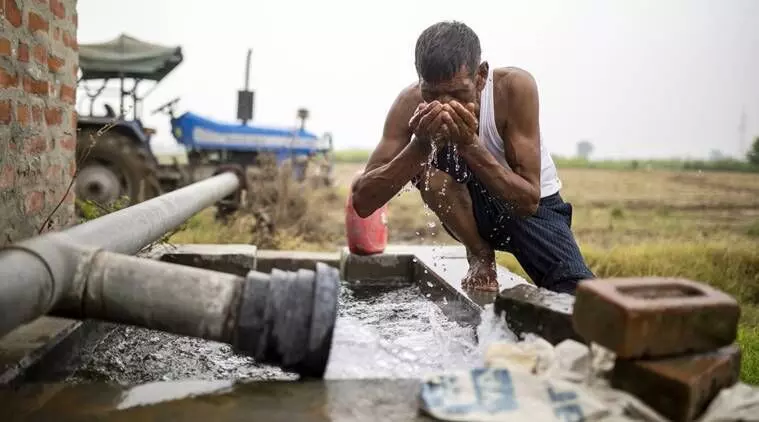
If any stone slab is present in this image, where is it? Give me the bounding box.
[611,344,742,422]
[494,284,583,345]
[255,250,340,274]
[573,277,740,359]
[1,379,433,421]
[155,244,258,276]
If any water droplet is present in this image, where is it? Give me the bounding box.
[427,221,436,229]
[424,269,428,274]
[415,231,420,236]
[412,258,418,263]
[426,282,434,288]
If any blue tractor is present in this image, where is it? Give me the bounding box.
[75,35,333,208]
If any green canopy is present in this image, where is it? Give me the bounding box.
[78,34,183,81]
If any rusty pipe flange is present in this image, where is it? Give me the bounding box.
[233,262,340,378]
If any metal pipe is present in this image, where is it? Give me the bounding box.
[52,248,245,342]
[0,172,241,338]
[49,249,339,378]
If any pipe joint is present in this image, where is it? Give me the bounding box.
[234,262,340,378]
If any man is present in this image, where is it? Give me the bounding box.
[351,21,594,294]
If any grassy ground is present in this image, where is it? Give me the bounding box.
[170,159,759,383]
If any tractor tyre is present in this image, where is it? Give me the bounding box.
[75,129,162,207]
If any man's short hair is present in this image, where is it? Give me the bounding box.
[414,21,481,84]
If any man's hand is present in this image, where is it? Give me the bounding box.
[408,101,449,144]
[442,101,478,147]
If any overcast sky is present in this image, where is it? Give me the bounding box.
[76,0,759,159]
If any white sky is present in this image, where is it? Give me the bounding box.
[76,0,759,159]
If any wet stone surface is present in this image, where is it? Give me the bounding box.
[494,284,582,345]
[66,326,296,385]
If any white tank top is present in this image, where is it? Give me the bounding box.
[478,67,562,198]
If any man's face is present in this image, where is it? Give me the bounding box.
[419,62,488,116]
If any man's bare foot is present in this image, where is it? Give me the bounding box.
[461,248,498,292]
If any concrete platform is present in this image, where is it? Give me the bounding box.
[2,379,433,421]
[0,242,580,416]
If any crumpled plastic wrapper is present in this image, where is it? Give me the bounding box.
[420,335,759,422]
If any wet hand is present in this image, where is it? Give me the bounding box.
[442,101,478,147]
[409,101,450,144]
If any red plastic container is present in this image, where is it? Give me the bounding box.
[345,172,388,255]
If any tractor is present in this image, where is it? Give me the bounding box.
[75,34,186,207]
[75,35,334,209]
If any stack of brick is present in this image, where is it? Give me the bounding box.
[0,0,79,245]
[573,277,742,422]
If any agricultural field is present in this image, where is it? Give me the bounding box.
[170,157,759,383]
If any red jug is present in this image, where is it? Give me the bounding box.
[345,172,388,255]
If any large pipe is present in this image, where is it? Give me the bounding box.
[0,172,242,338]
[50,248,339,378]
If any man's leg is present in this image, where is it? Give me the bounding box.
[418,167,498,291]
[488,190,595,295]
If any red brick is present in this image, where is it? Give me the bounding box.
[71,11,77,26]
[71,109,77,131]
[2,0,22,27]
[28,12,49,33]
[15,102,30,126]
[24,190,45,214]
[48,54,64,72]
[60,135,76,151]
[68,158,76,176]
[0,164,14,189]
[45,164,62,180]
[0,67,17,88]
[32,44,47,65]
[24,136,47,154]
[0,38,10,56]
[45,106,62,126]
[17,41,29,62]
[62,30,76,50]
[23,76,49,96]
[59,84,75,103]
[573,277,740,359]
[611,345,741,422]
[49,0,64,19]
[32,104,43,123]
[0,99,11,124]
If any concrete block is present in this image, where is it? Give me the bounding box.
[156,244,258,277]
[339,247,412,285]
[494,284,583,345]
[611,344,742,422]
[255,250,340,274]
[572,277,740,358]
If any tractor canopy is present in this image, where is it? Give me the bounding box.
[78,34,183,81]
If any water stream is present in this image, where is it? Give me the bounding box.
[67,281,514,385]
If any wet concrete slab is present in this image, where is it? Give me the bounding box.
[256,249,340,273]
[154,244,258,276]
[3,379,433,422]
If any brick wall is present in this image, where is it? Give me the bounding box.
[0,0,78,245]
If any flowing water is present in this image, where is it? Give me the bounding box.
[65,281,514,385]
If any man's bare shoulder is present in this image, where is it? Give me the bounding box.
[385,82,424,128]
[493,66,538,100]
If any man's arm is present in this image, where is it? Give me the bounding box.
[351,86,431,218]
[457,70,542,216]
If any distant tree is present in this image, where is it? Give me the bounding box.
[576,140,594,160]
[709,149,724,161]
[748,136,759,166]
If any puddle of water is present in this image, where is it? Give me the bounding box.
[64,281,515,385]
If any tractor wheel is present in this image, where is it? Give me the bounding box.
[75,129,162,207]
